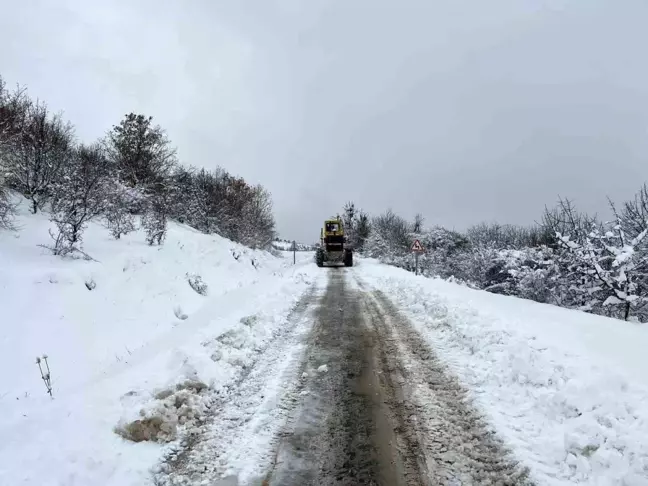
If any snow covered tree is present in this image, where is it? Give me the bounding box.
[619,184,648,241]
[0,77,30,159]
[372,209,411,253]
[0,175,17,230]
[169,166,212,233]
[104,113,176,190]
[103,181,137,239]
[467,222,553,249]
[355,211,371,251]
[215,175,255,242]
[544,198,648,320]
[365,228,393,261]
[5,101,74,213]
[417,226,471,278]
[239,185,276,249]
[413,213,424,233]
[142,182,170,246]
[48,143,110,256]
[342,201,357,244]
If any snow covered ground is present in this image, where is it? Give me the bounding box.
[0,200,318,486]
[3,205,648,486]
[357,259,648,486]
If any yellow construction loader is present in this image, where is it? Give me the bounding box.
[315,217,353,267]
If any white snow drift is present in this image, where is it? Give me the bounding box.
[0,200,318,486]
[357,260,648,486]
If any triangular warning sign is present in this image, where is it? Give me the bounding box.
[411,239,424,252]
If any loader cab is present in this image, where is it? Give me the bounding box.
[325,221,340,234]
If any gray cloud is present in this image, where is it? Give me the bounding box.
[2,0,647,242]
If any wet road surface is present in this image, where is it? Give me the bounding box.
[264,270,529,486]
[159,269,530,486]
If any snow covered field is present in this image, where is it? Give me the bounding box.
[0,201,318,485]
[357,259,648,485]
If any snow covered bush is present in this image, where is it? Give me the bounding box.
[416,227,471,279]
[142,188,169,246]
[543,197,648,320]
[355,187,648,322]
[103,182,139,239]
[482,247,557,303]
[556,224,648,320]
[105,202,136,239]
[364,209,414,269]
[186,273,208,296]
[142,210,167,245]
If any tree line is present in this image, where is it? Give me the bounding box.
[343,186,648,323]
[0,76,276,254]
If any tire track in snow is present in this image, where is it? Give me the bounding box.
[156,266,531,485]
[261,268,530,485]
[358,270,532,485]
[153,282,322,486]
[265,269,423,485]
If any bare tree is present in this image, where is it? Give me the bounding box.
[620,184,648,241]
[5,101,74,213]
[0,77,30,157]
[1,78,30,227]
[413,213,424,233]
[239,185,276,249]
[47,143,110,256]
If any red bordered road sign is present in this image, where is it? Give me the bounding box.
[411,239,425,252]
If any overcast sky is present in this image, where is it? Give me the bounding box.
[2,0,648,242]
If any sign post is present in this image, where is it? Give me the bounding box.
[292,240,297,265]
[410,239,425,275]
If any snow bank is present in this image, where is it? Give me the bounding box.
[0,200,318,485]
[357,259,648,486]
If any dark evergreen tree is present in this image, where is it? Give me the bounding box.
[105,113,176,190]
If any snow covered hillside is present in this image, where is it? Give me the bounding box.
[358,259,648,485]
[0,199,318,486]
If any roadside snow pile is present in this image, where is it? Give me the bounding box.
[0,200,318,486]
[115,380,211,444]
[358,260,648,486]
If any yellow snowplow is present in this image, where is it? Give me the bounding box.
[315,217,353,267]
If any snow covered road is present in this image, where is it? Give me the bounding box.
[156,267,530,485]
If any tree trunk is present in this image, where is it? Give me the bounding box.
[624,301,631,321]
